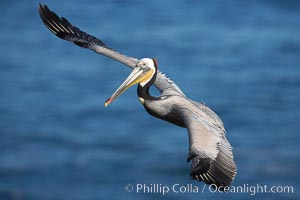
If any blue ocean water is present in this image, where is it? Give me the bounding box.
[0,0,299,199]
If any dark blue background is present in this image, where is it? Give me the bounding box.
[0,0,299,199]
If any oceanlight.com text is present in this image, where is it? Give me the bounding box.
[124,183,294,196]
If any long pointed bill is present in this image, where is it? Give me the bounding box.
[104,66,152,107]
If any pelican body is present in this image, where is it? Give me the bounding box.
[39,4,237,189]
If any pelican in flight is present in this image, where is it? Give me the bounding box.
[38,4,237,189]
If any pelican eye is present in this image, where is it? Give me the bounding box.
[137,62,147,70]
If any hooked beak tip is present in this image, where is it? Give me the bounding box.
[104,98,112,107]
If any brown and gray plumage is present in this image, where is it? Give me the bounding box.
[38,4,237,189]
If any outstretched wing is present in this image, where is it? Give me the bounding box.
[176,100,236,189]
[38,4,137,68]
[38,4,185,96]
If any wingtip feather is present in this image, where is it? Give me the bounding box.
[188,138,237,191]
[38,3,107,48]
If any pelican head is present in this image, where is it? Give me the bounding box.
[104,58,157,107]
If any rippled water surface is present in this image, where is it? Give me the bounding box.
[0,0,299,199]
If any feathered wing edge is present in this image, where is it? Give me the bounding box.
[188,136,237,190]
[39,4,107,49]
[38,4,137,67]
[38,4,185,96]
[177,103,237,191]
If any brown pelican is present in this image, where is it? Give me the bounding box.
[38,4,237,189]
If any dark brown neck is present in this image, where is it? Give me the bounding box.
[137,86,158,101]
